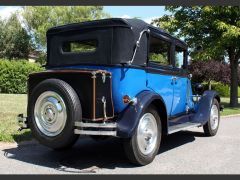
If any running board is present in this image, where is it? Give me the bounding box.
[168,122,201,134]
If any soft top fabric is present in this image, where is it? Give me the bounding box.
[46,18,187,67]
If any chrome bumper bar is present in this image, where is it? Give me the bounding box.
[74,121,117,136]
[17,114,29,131]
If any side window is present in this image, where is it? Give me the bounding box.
[149,35,171,66]
[175,46,185,69]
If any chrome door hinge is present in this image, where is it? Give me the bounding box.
[102,73,106,83]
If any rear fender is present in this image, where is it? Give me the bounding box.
[192,90,220,125]
[116,90,167,138]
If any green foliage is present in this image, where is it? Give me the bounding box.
[35,52,47,65]
[0,60,43,93]
[152,6,240,61]
[211,83,230,97]
[0,13,32,60]
[22,6,110,49]
[202,82,240,97]
[149,53,169,65]
[152,6,240,106]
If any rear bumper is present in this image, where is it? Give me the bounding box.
[17,114,29,131]
[17,114,118,136]
[74,121,117,136]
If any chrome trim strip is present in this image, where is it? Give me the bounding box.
[75,121,117,128]
[74,129,117,136]
[128,28,150,65]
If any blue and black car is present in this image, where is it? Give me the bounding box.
[18,18,222,165]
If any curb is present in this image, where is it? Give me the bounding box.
[222,114,240,118]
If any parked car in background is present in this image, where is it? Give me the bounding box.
[18,18,222,165]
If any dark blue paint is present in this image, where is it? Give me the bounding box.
[192,90,220,125]
[116,90,167,138]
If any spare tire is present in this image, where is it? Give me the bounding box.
[28,78,81,150]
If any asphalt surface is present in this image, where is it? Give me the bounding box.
[0,115,240,174]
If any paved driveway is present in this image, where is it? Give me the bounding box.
[0,115,239,174]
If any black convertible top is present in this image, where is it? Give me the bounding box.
[46,18,187,67]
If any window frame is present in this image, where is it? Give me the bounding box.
[173,42,188,71]
[147,30,174,70]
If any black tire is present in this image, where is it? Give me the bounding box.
[28,78,81,150]
[203,99,220,136]
[123,105,162,166]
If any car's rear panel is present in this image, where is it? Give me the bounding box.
[28,69,114,121]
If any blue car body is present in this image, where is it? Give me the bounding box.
[17,18,223,165]
[24,18,221,139]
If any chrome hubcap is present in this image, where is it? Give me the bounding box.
[34,91,67,137]
[137,113,158,155]
[210,104,219,130]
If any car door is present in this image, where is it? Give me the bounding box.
[170,43,189,117]
[146,32,174,116]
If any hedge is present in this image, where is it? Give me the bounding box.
[202,82,240,97]
[0,60,43,94]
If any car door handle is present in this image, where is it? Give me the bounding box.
[172,76,179,84]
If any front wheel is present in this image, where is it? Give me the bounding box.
[203,99,220,136]
[123,106,161,166]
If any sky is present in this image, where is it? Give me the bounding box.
[103,6,168,23]
[0,6,168,23]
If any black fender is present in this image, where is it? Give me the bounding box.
[116,90,167,138]
[192,90,220,125]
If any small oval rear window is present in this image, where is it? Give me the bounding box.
[62,40,97,53]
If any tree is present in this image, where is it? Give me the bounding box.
[188,60,231,89]
[21,6,110,51]
[0,13,31,60]
[152,6,240,107]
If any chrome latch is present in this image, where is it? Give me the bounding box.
[102,96,107,120]
[92,72,96,78]
[102,73,106,83]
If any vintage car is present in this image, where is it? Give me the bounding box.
[18,18,222,166]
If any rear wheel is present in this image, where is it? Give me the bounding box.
[28,79,81,150]
[203,99,220,136]
[123,106,161,166]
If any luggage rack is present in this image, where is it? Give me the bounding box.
[74,121,117,136]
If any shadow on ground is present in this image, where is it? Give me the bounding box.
[2,130,204,173]
[12,130,32,143]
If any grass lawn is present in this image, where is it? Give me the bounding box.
[0,93,239,143]
[220,97,240,116]
[0,94,31,142]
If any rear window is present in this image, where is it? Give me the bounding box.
[62,40,97,53]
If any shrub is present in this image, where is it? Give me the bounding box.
[0,60,43,94]
[212,83,230,97]
[201,82,230,97]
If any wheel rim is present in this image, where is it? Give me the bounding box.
[137,113,158,155]
[210,104,219,130]
[34,91,67,137]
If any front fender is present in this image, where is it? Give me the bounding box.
[192,90,220,125]
[116,90,166,138]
